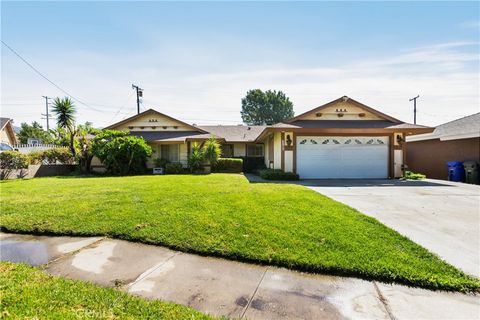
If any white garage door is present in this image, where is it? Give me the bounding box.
[297,136,389,179]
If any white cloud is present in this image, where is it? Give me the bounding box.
[2,41,479,128]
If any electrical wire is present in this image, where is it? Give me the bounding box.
[1,40,104,112]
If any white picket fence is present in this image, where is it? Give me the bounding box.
[13,144,66,154]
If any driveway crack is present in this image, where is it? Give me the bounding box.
[373,281,396,320]
[241,266,269,319]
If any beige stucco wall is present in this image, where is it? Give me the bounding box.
[394,149,403,178]
[273,132,282,169]
[112,113,196,132]
[300,101,383,121]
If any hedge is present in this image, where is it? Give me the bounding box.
[165,162,184,174]
[214,158,243,173]
[259,169,299,181]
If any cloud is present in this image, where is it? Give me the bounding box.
[459,21,480,29]
[2,41,479,128]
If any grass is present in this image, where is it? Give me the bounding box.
[1,174,478,292]
[0,262,214,319]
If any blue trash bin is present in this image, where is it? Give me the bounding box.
[447,161,465,182]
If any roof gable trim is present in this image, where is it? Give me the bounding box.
[286,96,402,124]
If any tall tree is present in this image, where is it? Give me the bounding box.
[17,121,52,144]
[51,97,77,156]
[241,89,294,125]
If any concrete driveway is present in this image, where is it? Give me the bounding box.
[301,179,480,277]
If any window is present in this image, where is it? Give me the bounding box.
[160,144,179,162]
[221,144,234,157]
[246,144,264,157]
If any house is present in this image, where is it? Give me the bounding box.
[0,118,18,146]
[103,96,432,179]
[406,113,480,180]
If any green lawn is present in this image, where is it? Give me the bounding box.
[0,262,214,319]
[1,174,478,292]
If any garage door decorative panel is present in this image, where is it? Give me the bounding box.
[296,136,389,179]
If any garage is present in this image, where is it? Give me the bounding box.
[296,136,389,179]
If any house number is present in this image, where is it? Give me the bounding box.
[335,108,348,112]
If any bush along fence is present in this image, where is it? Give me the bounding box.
[0,149,76,180]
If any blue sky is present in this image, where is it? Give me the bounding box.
[2,1,479,128]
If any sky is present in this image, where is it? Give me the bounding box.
[1,1,479,129]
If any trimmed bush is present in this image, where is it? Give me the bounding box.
[92,130,152,175]
[259,169,299,181]
[214,158,243,173]
[165,162,184,174]
[0,151,29,180]
[41,148,75,165]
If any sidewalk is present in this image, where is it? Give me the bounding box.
[1,232,479,319]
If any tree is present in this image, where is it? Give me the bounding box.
[17,121,52,144]
[241,89,294,125]
[51,97,77,156]
[92,130,152,175]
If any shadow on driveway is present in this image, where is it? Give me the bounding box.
[244,174,452,187]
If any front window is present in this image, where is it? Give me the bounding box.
[246,144,264,157]
[160,144,179,162]
[221,144,234,158]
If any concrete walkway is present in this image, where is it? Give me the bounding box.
[1,232,479,319]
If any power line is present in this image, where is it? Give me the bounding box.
[1,40,103,112]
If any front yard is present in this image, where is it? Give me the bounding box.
[0,262,213,319]
[1,174,478,292]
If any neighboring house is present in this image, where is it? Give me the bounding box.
[103,96,432,179]
[0,118,18,146]
[406,113,480,180]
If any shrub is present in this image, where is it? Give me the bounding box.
[165,162,184,174]
[203,138,221,166]
[214,158,243,173]
[92,130,152,175]
[259,169,299,181]
[154,158,169,168]
[0,151,29,180]
[187,143,204,173]
[42,148,75,164]
[403,170,426,180]
[28,150,44,165]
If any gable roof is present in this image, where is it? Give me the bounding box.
[0,118,11,131]
[407,112,480,142]
[104,109,207,133]
[286,96,402,123]
[0,117,18,145]
[198,125,266,142]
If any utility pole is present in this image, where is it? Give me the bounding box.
[409,95,420,124]
[41,96,53,130]
[132,84,143,114]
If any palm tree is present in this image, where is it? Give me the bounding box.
[51,97,77,156]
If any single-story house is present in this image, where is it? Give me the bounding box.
[406,113,480,180]
[0,117,18,147]
[103,96,432,179]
